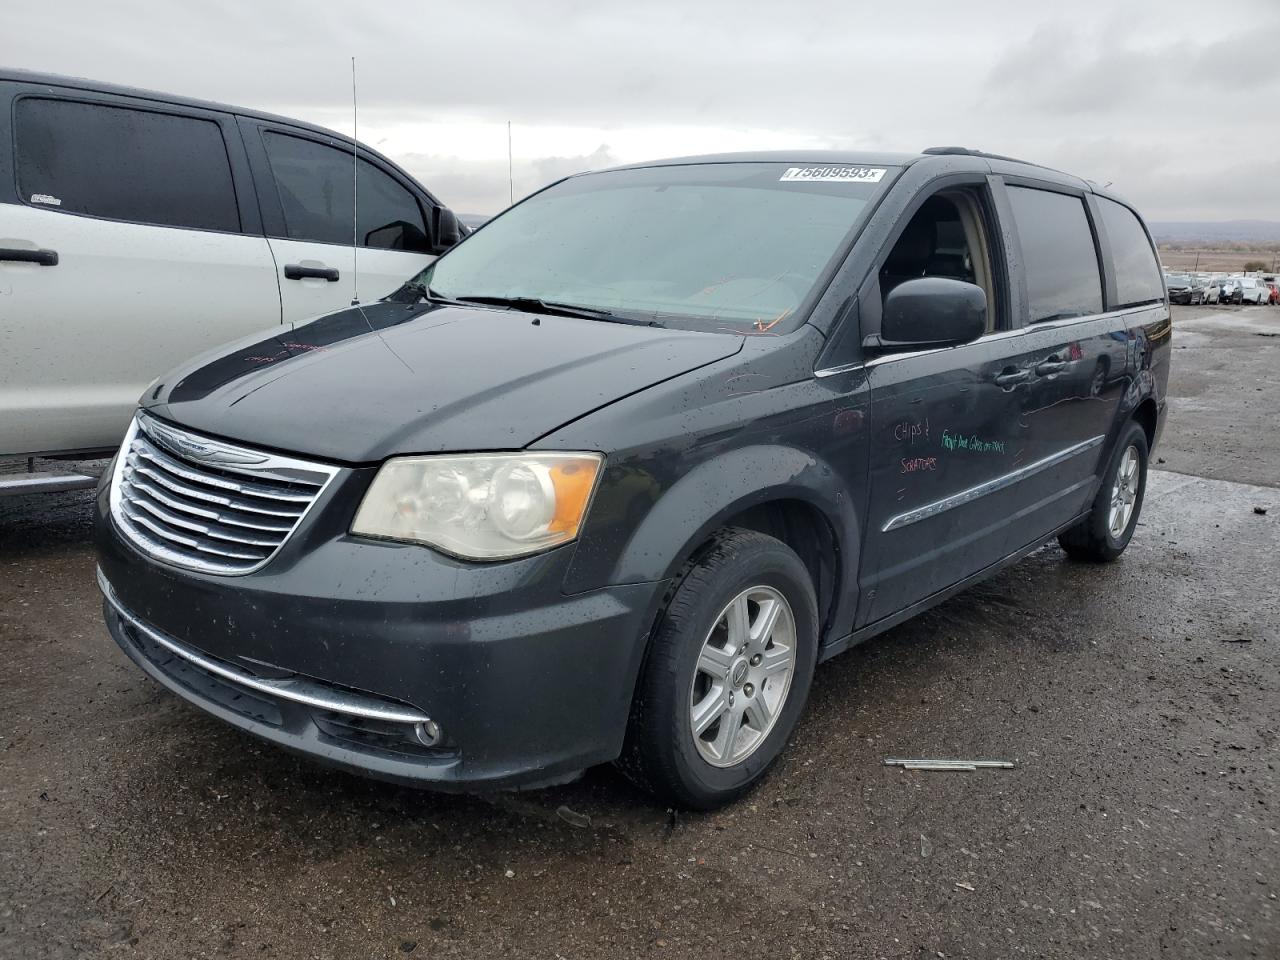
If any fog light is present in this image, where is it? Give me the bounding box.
[414,719,442,747]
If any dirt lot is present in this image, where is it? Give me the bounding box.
[1157,249,1278,274]
[2,305,1278,960]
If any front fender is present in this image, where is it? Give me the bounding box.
[618,444,855,581]
[563,443,862,640]
[540,325,868,639]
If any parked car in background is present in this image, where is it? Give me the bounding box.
[1200,277,1221,304]
[1265,281,1279,305]
[96,147,1171,809]
[1219,278,1242,304]
[1164,274,1195,304]
[0,69,463,494]
[1236,277,1269,305]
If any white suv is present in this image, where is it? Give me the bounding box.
[1235,278,1269,305]
[0,70,462,493]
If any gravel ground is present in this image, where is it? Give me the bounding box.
[1159,303,1280,488]
[1,306,1277,959]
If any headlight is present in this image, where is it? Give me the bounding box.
[351,452,604,560]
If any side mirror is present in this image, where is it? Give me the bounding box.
[434,207,462,253]
[872,277,987,351]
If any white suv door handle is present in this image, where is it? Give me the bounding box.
[284,264,339,282]
[0,247,58,266]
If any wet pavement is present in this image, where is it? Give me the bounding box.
[2,306,1278,959]
[1158,304,1280,489]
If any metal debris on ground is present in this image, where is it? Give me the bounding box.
[884,758,1016,771]
[555,805,592,829]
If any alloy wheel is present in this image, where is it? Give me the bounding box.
[1109,445,1140,538]
[688,586,796,767]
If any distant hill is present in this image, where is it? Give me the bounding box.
[1149,220,1280,244]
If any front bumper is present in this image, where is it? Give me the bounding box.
[96,487,664,791]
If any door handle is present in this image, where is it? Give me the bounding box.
[284,264,339,282]
[0,247,58,266]
[993,367,1029,388]
[1035,358,1068,375]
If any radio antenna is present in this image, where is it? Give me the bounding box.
[350,56,360,306]
[507,120,514,206]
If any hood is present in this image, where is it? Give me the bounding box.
[141,301,743,463]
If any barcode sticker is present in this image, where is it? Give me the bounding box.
[779,166,886,183]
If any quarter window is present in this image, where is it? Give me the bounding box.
[15,98,241,232]
[1096,197,1163,307]
[1007,186,1103,322]
[261,132,432,252]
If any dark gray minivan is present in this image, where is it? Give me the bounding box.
[95,148,1171,809]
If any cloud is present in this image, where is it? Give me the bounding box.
[395,145,619,214]
[984,23,1280,117]
[1044,139,1280,220]
[3,0,1278,220]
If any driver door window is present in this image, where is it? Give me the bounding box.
[879,191,998,334]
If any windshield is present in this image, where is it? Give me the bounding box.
[413,162,893,333]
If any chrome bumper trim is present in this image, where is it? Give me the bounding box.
[97,567,431,725]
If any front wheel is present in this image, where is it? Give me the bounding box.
[1059,421,1149,562]
[619,528,818,809]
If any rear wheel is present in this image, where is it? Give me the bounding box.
[619,528,818,809]
[1059,421,1148,562]
[1089,360,1108,397]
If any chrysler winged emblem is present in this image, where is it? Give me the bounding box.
[145,420,270,467]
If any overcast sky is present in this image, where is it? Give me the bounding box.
[5,0,1279,219]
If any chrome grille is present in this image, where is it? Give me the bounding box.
[111,415,339,575]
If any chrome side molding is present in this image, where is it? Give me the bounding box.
[881,434,1105,532]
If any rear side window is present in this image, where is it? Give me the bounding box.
[15,98,241,232]
[1097,197,1163,306]
[1007,186,1103,322]
[261,132,432,252]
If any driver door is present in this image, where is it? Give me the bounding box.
[857,184,1045,624]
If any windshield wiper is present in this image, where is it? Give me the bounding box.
[450,294,661,326]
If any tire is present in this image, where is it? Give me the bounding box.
[1089,359,1108,397]
[618,528,819,810]
[1058,421,1149,562]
